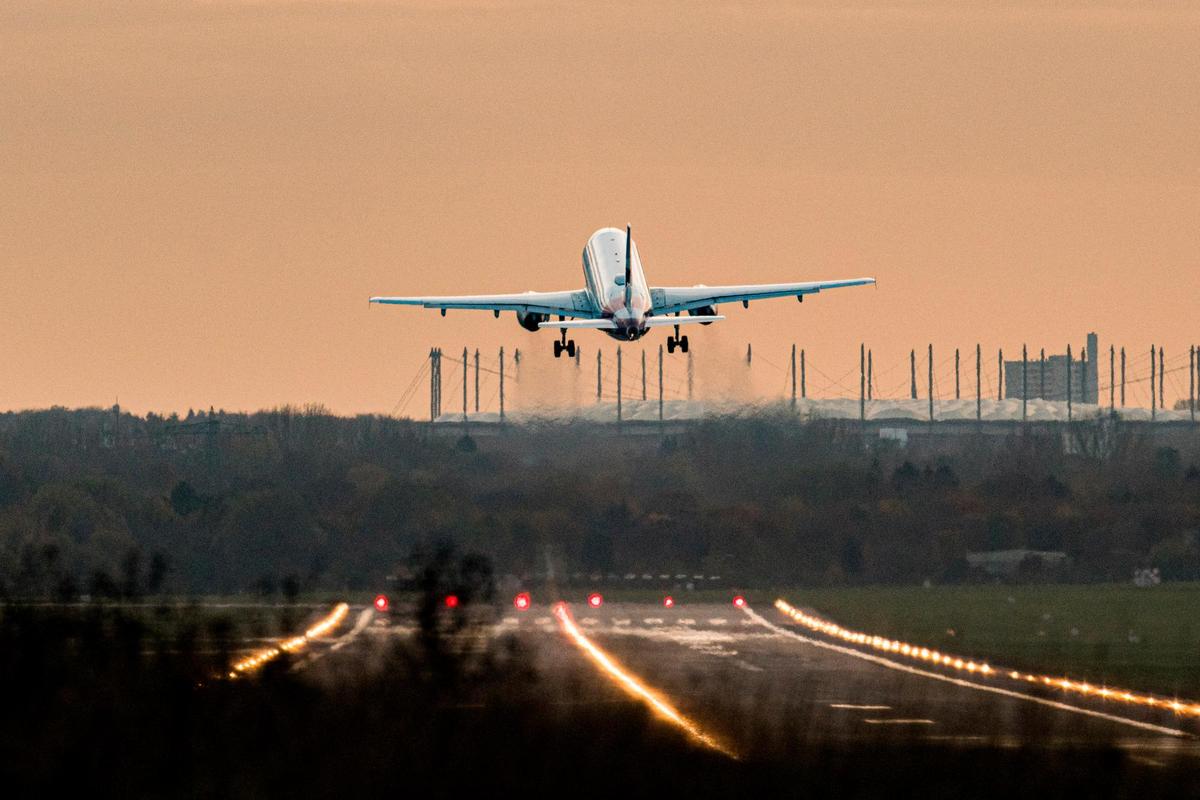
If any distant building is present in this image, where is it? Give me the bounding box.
[966,549,1069,578]
[1004,332,1098,403]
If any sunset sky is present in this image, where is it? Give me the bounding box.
[3,1,1198,416]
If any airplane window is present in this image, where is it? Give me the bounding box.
[614,275,626,286]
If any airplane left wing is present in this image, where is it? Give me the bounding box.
[650,278,875,315]
[370,289,595,318]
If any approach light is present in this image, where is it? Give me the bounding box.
[587,593,603,608]
[373,594,389,612]
[663,596,675,608]
[444,594,460,609]
[732,595,747,608]
[514,592,531,610]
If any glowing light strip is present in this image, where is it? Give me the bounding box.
[773,599,1200,721]
[741,603,1187,737]
[228,602,350,678]
[553,603,736,758]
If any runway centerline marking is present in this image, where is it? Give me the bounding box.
[553,602,736,759]
[830,704,892,711]
[864,719,936,725]
[740,604,1189,738]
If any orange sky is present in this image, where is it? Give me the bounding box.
[2,1,1198,416]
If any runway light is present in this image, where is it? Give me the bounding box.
[553,602,735,758]
[663,595,675,608]
[227,602,349,678]
[769,598,1200,719]
[514,592,531,610]
[732,595,747,608]
[444,594,459,609]
[588,592,604,608]
[373,594,389,612]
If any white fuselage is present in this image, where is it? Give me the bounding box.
[581,228,652,340]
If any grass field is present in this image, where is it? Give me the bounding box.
[776,583,1200,700]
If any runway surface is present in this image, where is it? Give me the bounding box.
[286,599,1200,767]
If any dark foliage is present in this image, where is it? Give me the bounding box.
[0,408,1198,593]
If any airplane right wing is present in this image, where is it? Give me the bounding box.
[650,278,875,315]
[370,289,595,318]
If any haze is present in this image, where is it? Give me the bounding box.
[3,1,1197,415]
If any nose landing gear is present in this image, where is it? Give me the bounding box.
[553,329,576,358]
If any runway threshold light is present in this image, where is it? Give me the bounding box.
[663,596,675,608]
[444,594,460,609]
[514,592,531,610]
[732,596,747,608]
[587,593,604,608]
[374,594,389,612]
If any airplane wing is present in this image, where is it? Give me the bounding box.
[369,289,595,318]
[649,278,875,315]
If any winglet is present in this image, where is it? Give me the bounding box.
[624,224,633,309]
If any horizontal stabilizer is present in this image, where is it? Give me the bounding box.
[643,315,725,327]
[538,319,619,330]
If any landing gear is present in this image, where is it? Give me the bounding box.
[666,324,689,354]
[553,329,576,359]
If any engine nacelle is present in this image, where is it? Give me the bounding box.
[688,305,718,325]
[516,310,549,332]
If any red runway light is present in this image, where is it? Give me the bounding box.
[373,594,389,612]
[732,595,746,608]
[587,593,603,608]
[444,594,459,609]
[663,596,675,608]
[514,592,531,610]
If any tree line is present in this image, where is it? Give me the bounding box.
[0,406,1198,596]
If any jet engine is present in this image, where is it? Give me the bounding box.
[516,310,549,332]
[688,305,718,325]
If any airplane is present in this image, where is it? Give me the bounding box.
[370,226,874,357]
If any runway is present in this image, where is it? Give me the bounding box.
[286,599,1200,767]
[516,602,1199,761]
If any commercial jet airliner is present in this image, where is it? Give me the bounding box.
[370,226,874,357]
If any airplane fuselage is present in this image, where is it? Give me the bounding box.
[582,227,651,341]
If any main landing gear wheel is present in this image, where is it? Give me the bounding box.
[554,337,576,358]
[666,334,689,354]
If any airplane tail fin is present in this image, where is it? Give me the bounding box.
[624,224,633,309]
